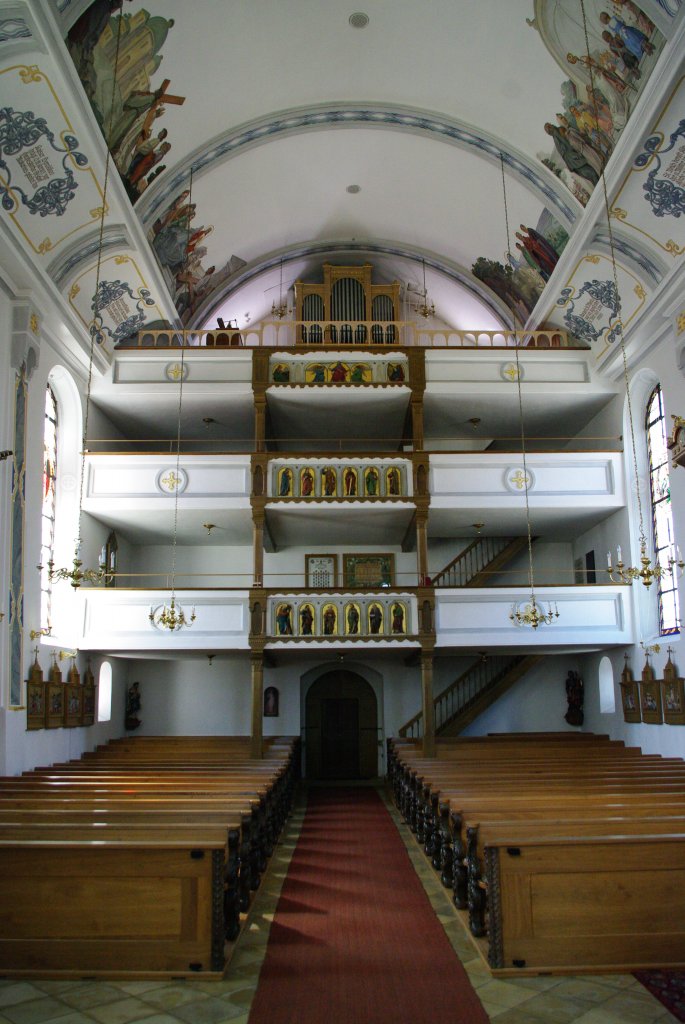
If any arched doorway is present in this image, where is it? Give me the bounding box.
[305,670,378,779]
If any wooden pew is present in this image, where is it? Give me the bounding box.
[0,736,300,979]
[388,734,685,974]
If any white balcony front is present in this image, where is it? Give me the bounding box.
[429,451,625,535]
[82,454,252,543]
[436,585,634,651]
[78,589,251,652]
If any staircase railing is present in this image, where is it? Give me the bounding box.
[431,537,519,588]
[399,653,528,740]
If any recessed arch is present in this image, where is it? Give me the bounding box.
[304,668,378,779]
[97,661,112,723]
[598,656,616,714]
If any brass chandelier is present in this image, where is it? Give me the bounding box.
[271,258,291,319]
[413,259,435,319]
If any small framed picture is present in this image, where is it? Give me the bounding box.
[306,554,337,588]
[343,553,394,588]
[46,683,65,729]
[264,686,279,717]
[639,672,663,725]
[26,681,46,730]
[65,683,83,728]
[620,679,641,723]
[662,677,685,725]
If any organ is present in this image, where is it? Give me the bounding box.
[295,263,401,344]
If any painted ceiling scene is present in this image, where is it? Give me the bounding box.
[0,0,683,365]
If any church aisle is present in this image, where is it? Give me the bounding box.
[247,786,489,1024]
[0,785,677,1024]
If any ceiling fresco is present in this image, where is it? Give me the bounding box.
[0,0,682,360]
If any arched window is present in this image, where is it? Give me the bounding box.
[97,662,112,722]
[40,384,58,629]
[646,384,679,635]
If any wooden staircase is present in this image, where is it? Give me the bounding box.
[398,653,543,740]
[431,536,530,588]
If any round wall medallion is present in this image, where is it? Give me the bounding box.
[156,467,188,494]
[500,362,523,382]
[165,362,189,382]
[504,466,535,493]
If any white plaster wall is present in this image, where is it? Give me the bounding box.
[130,651,425,775]
[128,655,254,736]
[459,654,582,736]
[124,544,252,588]
[564,393,622,452]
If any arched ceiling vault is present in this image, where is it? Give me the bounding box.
[0,0,682,359]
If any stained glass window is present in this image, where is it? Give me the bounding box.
[646,385,679,635]
[40,384,58,629]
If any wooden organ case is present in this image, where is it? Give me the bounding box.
[294,263,401,344]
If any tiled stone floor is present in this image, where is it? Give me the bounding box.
[0,784,679,1024]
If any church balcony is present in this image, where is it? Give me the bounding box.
[128,323,580,350]
[71,583,634,653]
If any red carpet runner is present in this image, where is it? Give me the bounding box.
[248,787,489,1024]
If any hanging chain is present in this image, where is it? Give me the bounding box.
[513,338,536,595]
[500,153,513,269]
[579,0,646,548]
[169,167,193,600]
[501,152,537,597]
[76,2,124,552]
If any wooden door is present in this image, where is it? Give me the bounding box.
[321,697,360,778]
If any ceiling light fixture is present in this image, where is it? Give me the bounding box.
[413,259,435,320]
[271,258,291,320]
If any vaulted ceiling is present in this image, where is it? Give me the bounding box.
[1,0,683,364]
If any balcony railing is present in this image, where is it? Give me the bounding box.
[128,323,579,350]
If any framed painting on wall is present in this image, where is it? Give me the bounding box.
[26,681,46,730]
[620,679,641,723]
[639,669,663,725]
[662,656,685,725]
[305,554,337,588]
[343,553,394,588]
[662,676,685,725]
[64,683,82,728]
[46,682,65,729]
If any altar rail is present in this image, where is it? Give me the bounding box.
[128,323,577,350]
